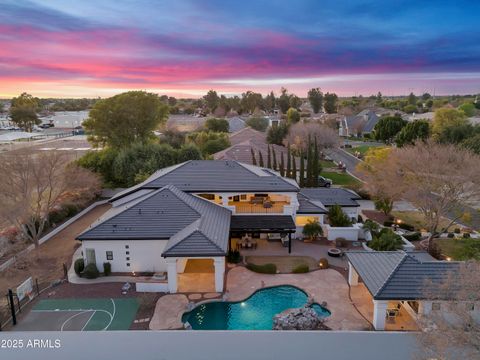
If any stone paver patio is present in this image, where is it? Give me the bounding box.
[150,266,371,331]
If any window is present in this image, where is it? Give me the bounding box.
[240,194,247,200]
[198,194,215,200]
[126,251,130,255]
[106,251,113,260]
[125,245,129,249]
[126,263,130,267]
[126,257,130,261]
[432,302,441,311]
[233,195,240,202]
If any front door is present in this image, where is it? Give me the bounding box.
[85,248,96,265]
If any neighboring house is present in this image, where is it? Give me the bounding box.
[346,251,476,330]
[408,112,435,122]
[226,116,246,133]
[77,160,361,293]
[339,110,379,137]
[214,127,299,167]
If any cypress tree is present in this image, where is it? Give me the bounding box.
[292,151,297,181]
[272,146,277,170]
[286,144,291,178]
[258,151,264,167]
[306,136,312,187]
[299,151,305,187]
[313,137,319,186]
[267,145,272,169]
[279,152,285,177]
[250,147,257,166]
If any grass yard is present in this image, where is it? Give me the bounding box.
[346,145,377,156]
[320,159,336,169]
[435,238,479,260]
[391,211,453,231]
[245,256,318,273]
[321,171,362,187]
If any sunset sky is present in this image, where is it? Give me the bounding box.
[1,0,479,98]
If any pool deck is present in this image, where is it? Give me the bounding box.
[149,266,371,331]
[226,266,371,331]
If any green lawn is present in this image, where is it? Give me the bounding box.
[435,238,479,260]
[321,171,361,187]
[391,211,453,231]
[320,159,336,169]
[246,256,318,273]
[346,145,380,156]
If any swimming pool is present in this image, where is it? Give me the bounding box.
[182,285,330,330]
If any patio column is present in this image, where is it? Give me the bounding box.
[348,262,359,286]
[213,257,225,292]
[166,258,178,293]
[288,233,292,254]
[372,300,388,330]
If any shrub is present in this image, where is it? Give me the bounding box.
[227,250,241,264]
[292,264,309,273]
[62,203,80,217]
[103,262,111,276]
[302,220,323,240]
[328,204,352,227]
[246,117,269,132]
[447,233,455,238]
[369,229,404,251]
[454,228,461,234]
[428,241,442,260]
[205,118,229,133]
[83,263,100,279]
[363,219,380,236]
[383,220,394,227]
[463,233,471,239]
[74,258,84,276]
[403,232,421,241]
[318,258,329,269]
[48,207,68,225]
[398,222,415,231]
[246,263,277,274]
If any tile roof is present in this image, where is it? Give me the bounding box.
[111,160,299,202]
[230,215,296,231]
[346,251,461,300]
[296,193,328,214]
[299,188,361,207]
[78,185,231,257]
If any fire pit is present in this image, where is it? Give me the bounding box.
[327,248,342,257]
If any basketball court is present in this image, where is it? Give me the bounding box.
[14,298,139,331]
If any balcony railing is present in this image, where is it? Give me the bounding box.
[228,201,290,214]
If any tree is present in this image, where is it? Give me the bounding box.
[267,145,272,169]
[186,131,230,156]
[306,136,313,187]
[403,104,418,114]
[279,152,285,177]
[178,144,202,162]
[289,95,301,109]
[286,107,300,124]
[250,148,257,166]
[407,92,417,105]
[203,90,219,113]
[395,120,430,147]
[327,204,352,227]
[265,91,276,113]
[258,151,264,167]
[308,88,324,113]
[302,220,323,241]
[241,91,264,114]
[0,151,100,248]
[205,118,229,132]
[373,115,407,143]
[324,93,338,114]
[267,123,289,145]
[272,146,278,170]
[83,91,168,149]
[359,141,480,253]
[285,122,339,153]
[286,144,292,178]
[374,198,393,217]
[278,88,291,114]
[9,92,41,132]
[292,150,297,180]
[458,102,476,117]
[299,151,305,187]
[432,108,468,143]
[311,137,321,187]
[246,117,269,132]
[417,261,480,360]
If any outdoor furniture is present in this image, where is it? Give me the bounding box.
[386,308,399,320]
[263,201,273,208]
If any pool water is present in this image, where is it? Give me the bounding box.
[182,285,330,330]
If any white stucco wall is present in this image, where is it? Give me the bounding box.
[325,224,361,241]
[81,239,169,273]
[342,206,360,220]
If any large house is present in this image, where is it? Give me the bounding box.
[76,160,361,293]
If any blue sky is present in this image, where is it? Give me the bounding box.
[1,0,479,97]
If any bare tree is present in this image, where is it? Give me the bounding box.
[358,141,480,251]
[417,261,480,359]
[0,151,101,248]
[285,122,340,153]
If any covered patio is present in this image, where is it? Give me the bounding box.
[229,215,297,253]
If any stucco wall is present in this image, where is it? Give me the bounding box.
[81,239,168,273]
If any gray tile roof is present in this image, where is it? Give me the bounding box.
[111,160,299,202]
[299,188,361,207]
[297,193,328,214]
[230,215,296,231]
[346,251,461,300]
[78,185,231,257]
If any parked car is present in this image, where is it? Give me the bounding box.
[318,176,333,188]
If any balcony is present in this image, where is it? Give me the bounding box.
[228,201,290,214]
